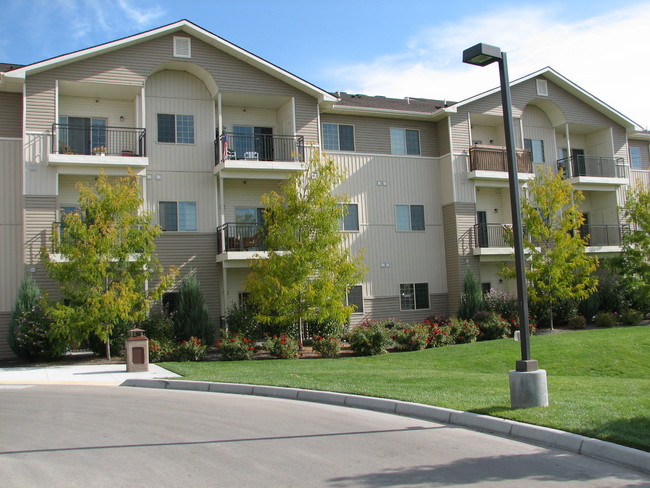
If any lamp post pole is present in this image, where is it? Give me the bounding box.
[463,43,548,408]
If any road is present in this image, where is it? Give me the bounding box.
[1,385,648,487]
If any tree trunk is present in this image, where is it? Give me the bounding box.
[105,330,111,360]
[549,303,554,331]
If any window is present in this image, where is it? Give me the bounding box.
[338,204,359,231]
[391,128,420,155]
[346,285,364,313]
[395,205,425,231]
[400,283,429,310]
[157,114,194,144]
[524,139,545,163]
[159,201,197,231]
[323,123,354,151]
[630,146,643,169]
[235,208,264,224]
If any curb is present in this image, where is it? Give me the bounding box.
[121,378,650,475]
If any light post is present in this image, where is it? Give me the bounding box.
[462,43,548,408]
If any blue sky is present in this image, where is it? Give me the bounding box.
[2,0,649,128]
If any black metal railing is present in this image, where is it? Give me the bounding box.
[215,132,304,165]
[52,123,146,157]
[469,145,532,173]
[557,155,627,179]
[473,223,514,248]
[217,223,268,253]
[580,224,630,246]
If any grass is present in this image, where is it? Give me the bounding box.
[160,326,650,451]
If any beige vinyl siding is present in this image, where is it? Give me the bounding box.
[442,202,479,315]
[437,118,451,156]
[522,105,556,167]
[320,114,437,157]
[450,112,471,155]
[475,187,512,224]
[0,92,23,138]
[155,233,220,320]
[145,170,216,232]
[221,179,282,222]
[24,132,58,196]
[0,139,23,225]
[24,195,61,300]
[59,96,136,129]
[332,153,447,298]
[0,313,14,359]
[350,293,447,326]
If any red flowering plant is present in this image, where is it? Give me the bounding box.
[391,323,429,351]
[348,320,391,356]
[148,339,173,363]
[421,319,454,348]
[264,334,302,359]
[447,318,480,344]
[166,336,208,361]
[217,333,257,361]
[311,335,342,358]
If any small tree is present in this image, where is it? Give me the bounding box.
[174,273,214,344]
[618,183,650,312]
[9,274,41,355]
[246,150,367,344]
[458,268,483,319]
[502,167,598,329]
[42,170,177,359]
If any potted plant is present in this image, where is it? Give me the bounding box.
[93,146,108,156]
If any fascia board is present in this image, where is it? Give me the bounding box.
[323,104,449,121]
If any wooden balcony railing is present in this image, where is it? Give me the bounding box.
[469,145,532,173]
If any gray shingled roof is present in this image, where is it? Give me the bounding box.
[333,92,454,112]
[0,63,24,72]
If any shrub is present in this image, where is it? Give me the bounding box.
[424,313,451,327]
[217,333,256,361]
[621,308,644,327]
[9,274,42,357]
[139,308,174,342]
[166,337,208,361]
[529,297,577,329]
[578,292,600,323]
[447,318,480,344]
[379,318,408,331]
[264,334,301,359]
[306,318,346,340]
[567,315,587,329]
[311,335,342,358]
[594,311,618,328]
[421,319,455,348]
[483,289,518,321]
[225,303,264,341]
[11,300,66,362]
[174,274,215,344]
[348,320,391,356]
[472,311,510,341]
[503,315,538,337]
[148,339,173,363]
[458,269,483,320]
[391,324,429,351]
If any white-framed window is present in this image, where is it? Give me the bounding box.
[159,201,197,231]
[630,146,643,169]
[322,123,355,151]
[346,285,364,313]
[400,283,429,310]
[390,128,420,155]
[395,204,425,231]
[524,138,545,162]
[338,203,359,231]
[157,114,195,144]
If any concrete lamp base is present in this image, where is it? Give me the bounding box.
[509,369,549,409]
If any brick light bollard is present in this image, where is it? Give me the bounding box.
[126,328,149,372]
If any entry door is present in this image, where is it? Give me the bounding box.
[476,211,488,247]
[572,149,585,177]
[254,127,273,161]
[68,117,91,155]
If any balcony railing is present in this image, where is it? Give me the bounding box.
[52,124,146,157]
[215,132,304,165]
[557,156,627,179]
[581,224,630,247]
[469,145,532,173]
[473,222,630,249]
[217,223,268,253]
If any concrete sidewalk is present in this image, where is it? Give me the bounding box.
[0,363,179,385]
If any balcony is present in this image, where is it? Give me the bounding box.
[49,123,147,171]
[214,132,305,176]
[468,145,533,184]
[557,156,628,186]
[217,222,268,256]
[582,224,630,247]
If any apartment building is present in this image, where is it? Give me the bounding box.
[1,20,648,359]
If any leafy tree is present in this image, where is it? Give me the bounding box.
[501,167,598,329]
[617,183,650,312]
[174,273,214,344]
[42,170,177,359]
[245,150,367,344]
[458,268,483,320]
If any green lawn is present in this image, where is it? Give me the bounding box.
[161,326,650,451]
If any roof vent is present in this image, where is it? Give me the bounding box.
[174,37,191,58]
[536,79,548,96]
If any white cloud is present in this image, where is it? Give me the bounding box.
[328,3,650,128]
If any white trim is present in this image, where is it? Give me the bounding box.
[0,137,22,141]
